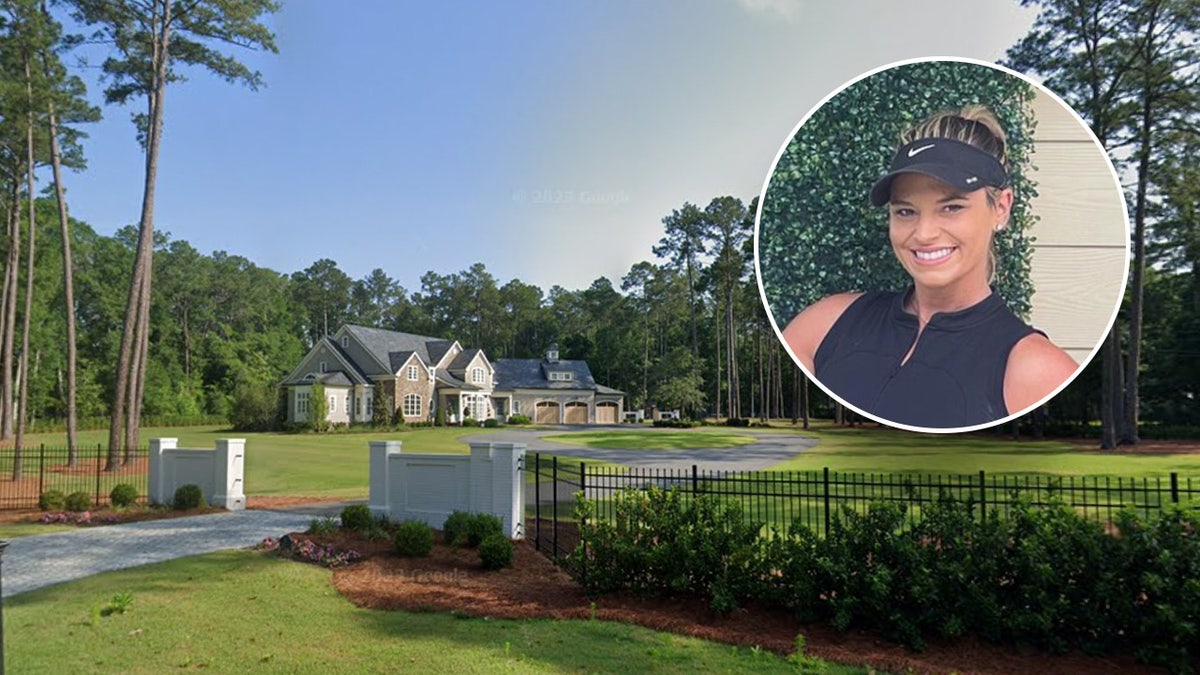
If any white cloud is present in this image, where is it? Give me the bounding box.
[736,0,804,21]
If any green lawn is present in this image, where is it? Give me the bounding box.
[13,426,504,500]
[11,421,1199,505]
[4,550,866,674]
[541,430,757,450]
[0,522,76,538]
[769,421,1200,477]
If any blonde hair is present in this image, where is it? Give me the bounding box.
[900,105,1011,284]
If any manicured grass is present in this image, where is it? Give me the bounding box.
[13,426,503,500]
[0,522,76,538]
[768,421,1200,477]
[4,550,867,674]
[542,430,757,450]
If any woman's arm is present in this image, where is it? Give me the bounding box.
[1003,333,1079,414]
[781,293,863,373]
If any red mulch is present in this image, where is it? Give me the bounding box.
[264,530,1168,675]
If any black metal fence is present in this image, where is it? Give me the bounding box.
[524,453,1200,559]
[0,445,148,510]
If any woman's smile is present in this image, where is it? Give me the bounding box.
[912,246,956,264]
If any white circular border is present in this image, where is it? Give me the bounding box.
[752,55,1131,434]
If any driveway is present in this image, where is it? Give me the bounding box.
[469,425,817,471]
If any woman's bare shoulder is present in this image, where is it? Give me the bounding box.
[781,292,864,373]
[1004,332,1079,414]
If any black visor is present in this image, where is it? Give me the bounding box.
[869,138,1008,207]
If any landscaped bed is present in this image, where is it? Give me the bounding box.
[271,525,1168,675]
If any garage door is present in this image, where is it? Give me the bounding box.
[564,402,588,424]
[596,402,618,424]
[536,401,559,424]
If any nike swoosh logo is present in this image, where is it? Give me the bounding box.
[907,144,935,157]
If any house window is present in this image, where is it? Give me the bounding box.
[407,365,419,381]
[295,391,309,416]
[549,371,573,381]
[329,395,336,413]
[319,361,327,373]
[341,336,348,348]
[513,400,521,414]
[472,367,485,384]
[403,393,421,417]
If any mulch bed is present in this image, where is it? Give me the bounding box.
[267,529,1168,675]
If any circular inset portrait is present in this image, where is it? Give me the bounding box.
[754,57,1129,433]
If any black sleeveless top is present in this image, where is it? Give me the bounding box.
[813,288,1037,429]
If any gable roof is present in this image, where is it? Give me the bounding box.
[447,348,484,373]
[281,336,371,386]
[342,324,452,374]
[493,357,621,393]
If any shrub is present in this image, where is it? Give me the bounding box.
[442,511,473,546]
[466,513,504,548]
[483,418,500,428]
[38,489,67,512]
[723,417,750,427]
[340,504,374,532]
[109,483,140,508]
[393,521,434,557]
[506,414,531,425]
[568,487,764,614]
[478,532,514,570]
[306,516,340,536]
[229,380,280,431]
[652,418,700,428]
[64,491,92,513]
[172,484,207,511]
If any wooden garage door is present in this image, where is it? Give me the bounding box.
[596,402,617,424]
[564,402,588,424]
[535,401,559,424]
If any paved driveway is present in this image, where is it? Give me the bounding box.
[470,425,817,471]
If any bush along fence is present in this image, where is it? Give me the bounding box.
[0,445,149,510]
[523,455,1200,672]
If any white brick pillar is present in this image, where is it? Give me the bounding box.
[369,441,402,516]
[491,442,526,539]
[147,438,178,506]
[213,438,246,510]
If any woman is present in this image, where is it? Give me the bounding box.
[783,106,1077,429]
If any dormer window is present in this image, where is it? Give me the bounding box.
[471,367,485,384]
[548,371,573,382]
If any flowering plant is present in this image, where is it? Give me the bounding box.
[38,511,120,525]
[256,535,362,568]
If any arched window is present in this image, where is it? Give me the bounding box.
[403,393,422,418]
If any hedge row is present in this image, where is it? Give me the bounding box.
[568,488,1200,672]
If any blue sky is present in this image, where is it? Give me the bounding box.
[58,0,1039,295]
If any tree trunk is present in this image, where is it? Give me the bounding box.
[1,179,19,441]
[801,369,810,430]
[108,0,172,467]
[45,95,79,464]
[713,307,722,419]
[726,288,739,419]
[15,52,38,476]
[1121,41,1157,446]
[1100,324,1119,449]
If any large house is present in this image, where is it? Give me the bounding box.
[280,324,624,426]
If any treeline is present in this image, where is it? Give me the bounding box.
[3,0,1200,446]
[2,194,816,429]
